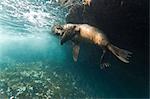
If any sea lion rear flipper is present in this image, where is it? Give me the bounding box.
[72,43,80,62]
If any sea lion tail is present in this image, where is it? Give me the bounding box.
[107,44,132,63]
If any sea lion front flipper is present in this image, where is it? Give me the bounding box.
[72,43,80,62]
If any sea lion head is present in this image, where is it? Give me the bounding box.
[52,24,64,36]
[61,26,77,45]
[52,24,78,45]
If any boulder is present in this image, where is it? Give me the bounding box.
[65,0,148,49]
[55,0,81,8]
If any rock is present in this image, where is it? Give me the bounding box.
[56,0,81,8]
[0,62,89,98]
[34,80,42,84]
[28,86,33,90]
[20,71,30,77]
[10,96,15,99]
[16,86,26,96]
[66,4,84,23]
[66,3,97,26]
[65,0,148,49]
[55,86,60,90]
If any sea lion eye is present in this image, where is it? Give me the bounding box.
[56,26,63,30]
[57,27,63,30]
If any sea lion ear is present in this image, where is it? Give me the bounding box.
[74,26,80,32]
[73,26,76,29]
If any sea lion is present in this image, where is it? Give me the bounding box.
[82,0,92,6]
[52,24,132,67]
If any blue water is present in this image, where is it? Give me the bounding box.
[0,0,68,63]
[0,0,148,98]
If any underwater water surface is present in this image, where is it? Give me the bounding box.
[0,0,149,98]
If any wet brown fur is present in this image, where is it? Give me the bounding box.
[53,23,132,64]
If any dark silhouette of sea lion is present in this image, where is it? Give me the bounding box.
[52,24,132,68]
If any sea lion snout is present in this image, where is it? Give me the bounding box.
[52,25,64,36]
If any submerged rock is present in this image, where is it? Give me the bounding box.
[56,0,81,8]
[0,62,90,98]
[65,2,97,26]
[65,0,148,49]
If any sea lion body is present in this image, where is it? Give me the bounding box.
[52,23,132,66]
[62,24,109,46]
